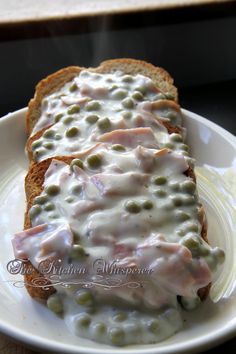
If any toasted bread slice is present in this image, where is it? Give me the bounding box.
[26,58,177,136]
[22,59,210,303]
[23,156,209,301]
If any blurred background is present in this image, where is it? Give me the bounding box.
[0,0,236,134]
[0,0,235,353]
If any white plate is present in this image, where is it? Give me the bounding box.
[0,108,235,354]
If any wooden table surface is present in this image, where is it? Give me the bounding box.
[0,0,232,24]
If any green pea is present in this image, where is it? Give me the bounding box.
[154,93,166,100]
[180,144,189,152]
[170,133,182,143]
[49,213,59,219]
[75,290,94,306]
[122,75,133,83]
[76,313,91,327]
[136,85,147,94]
[87,154,102,169]
[71,184,82,195]
[111,144,126,152]
[153,176,167,185]
[70,244,86,260]
[213,248,225,264]
[31,140,42,150]
[169,181,180,192]
[67,105,80,115]
[186,223,199,232]
[106,77,113,83]
[93,322,106,335]
[66,126,80,138]
[43,142,54,150]
[113,312,127,322]
[110,84,118,91]
[85,101,101,111]
[171,195,182,206]
[43,130,55,139]
[182,235,200,250]
[86,114,99,124]
[175,210,190,222]
[122,111,132,119]
[176,229,185,237]
[132,91,144,101]
[125,200,141,214]
[97,117,111,132]
[29,205,42,218]
[205,255,218,271]
[164,142,175,149]
[55,134,62,140]
[70,158,84,170]
[181,180,196,194]
[63,116,74,125]
[47,294,63,315]
[54,113,64,123]
[44,202,55,211]
[200,245,210,256]
[34,195,48,205]
[122,98,134,109]
[112,89,128,100]
[34,148,45,159]
[45,185,60,196]
[142,200,153,210]
[65,196,74,203]
[165,92,175,100]
[166,112,177,123]
[109,327,125,346]
[69,83,78,92]
[182,195,195,205]
[148,319,159,334]
[181,151,190,157]
[154,189,167,198]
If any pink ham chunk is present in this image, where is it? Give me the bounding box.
[97,127,159,149]
[12,222,73,266]
[136,234,212,296]
[13,224,48,259]
[80,83,108,99]
[91,172,149,196]
[61,96,91,106]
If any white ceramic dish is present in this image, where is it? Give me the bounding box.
[0,108,235,354]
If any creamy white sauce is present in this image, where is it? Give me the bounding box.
[14,70,225,346]
[14,146,224,345]
[31,71,185,162]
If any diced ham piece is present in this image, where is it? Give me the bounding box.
[97,127,159,149]
[134,146,156,173]
[12,222,73,267]
[79,83,108,99]
[61,96,91,106]
[137,102,167,131]
[72,200,105,217]
[136,234,212,297]
[91,172,149,196]
[12,224,48,259]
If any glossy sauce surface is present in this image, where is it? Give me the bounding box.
[13,71,225,346]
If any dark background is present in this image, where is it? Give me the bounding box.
[0,3,236,135]
[0,2,235,353]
